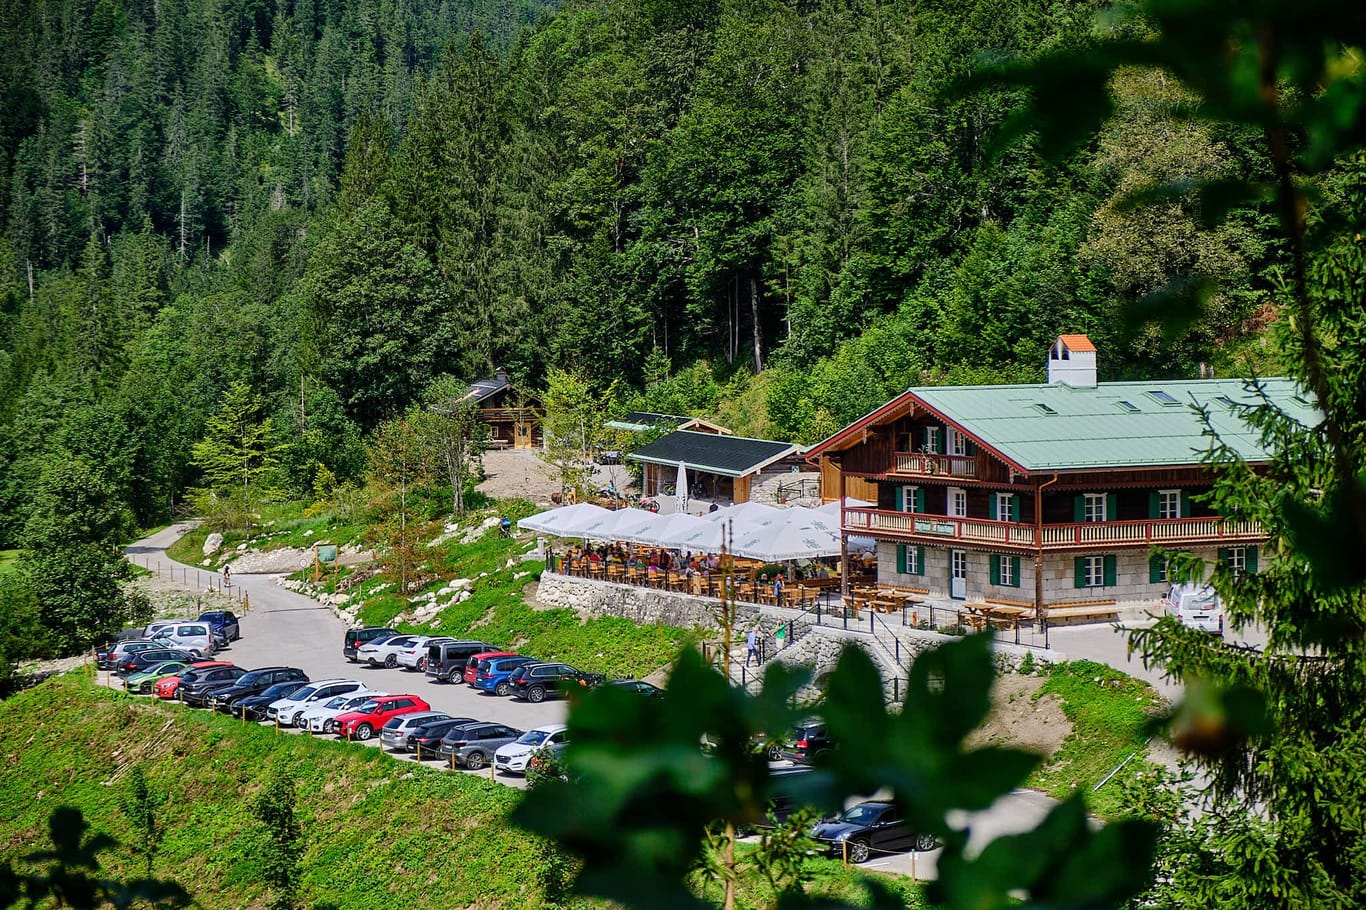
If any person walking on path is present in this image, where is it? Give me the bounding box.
[222,563,231,588]
[746,628,760,667]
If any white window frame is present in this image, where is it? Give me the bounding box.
[924,427,941,453]
[948,487,967,518]
[995,492,1014,522]
[949,428,969,457]
[999,556,1015,586]
[1226,546,1247,576]
[905,546,921,574]
[901,486,920,513]
[1083,555,1105,587]
[1158,489,1181,520]
[1083,492,1108,523]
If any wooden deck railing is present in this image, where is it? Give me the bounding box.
[843,508,1264,550]
[892,452,978,478]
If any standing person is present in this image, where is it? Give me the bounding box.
[222,563,231,587]
[773,573,784,607]
[746,628,760,666]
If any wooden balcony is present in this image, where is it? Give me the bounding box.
[478,407,539,422]
[842,508,1264,551]
[892,452,978,479]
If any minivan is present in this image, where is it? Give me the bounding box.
[1164,583,1224,635]
[343,626,398,662]
[425,640,499,683]
[152,623,218,658]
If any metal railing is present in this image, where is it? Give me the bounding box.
[893,452,979,478]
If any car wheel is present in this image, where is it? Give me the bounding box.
[290,711,304,727]
[417,657,427,672]
[494,681,510,697]
[766,743,783,762]
[527,686,546,703]
[914,833,938,853]
[464,751,486,770]
[190,650,202,660]
[385,654,398,669]
[847,839,870,864]
[354,723,374,741]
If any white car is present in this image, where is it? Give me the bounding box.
[267,678,365,727]
[1164,583,1224,635]
[493,724,569,775]
[394,636,452,672]
[151,623,218,658]
[356,634,426,669]
[299,690,388,734]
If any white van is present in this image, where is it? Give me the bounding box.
[1164,583,1224,635]
[151,622,218,657]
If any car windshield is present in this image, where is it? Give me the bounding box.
[289,685,320,701]
[261,683,298,697]
[839,805,886,826]
[355,700,380,713]
[518,730,552,746]
[322,696,349,709]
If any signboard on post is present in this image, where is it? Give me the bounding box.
[317,545,338,564]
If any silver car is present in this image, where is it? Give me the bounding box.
[378,711,451,750]
[151,623,217,658]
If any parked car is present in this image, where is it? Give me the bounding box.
[437,722,524,770]
[394,636,452,672]
[356,634,428,669]
[493,724,569,775]
[334,694,431,741]
[739,766,816,834]
[1164,583,1225,635]
[404,717,479,756]
[124,660,190,694]
[343,627,398,662]
[299,690,388,733]
[142,619,183,639]
[425,640,500,683]
[209,667,310,712]
[118,648,195,677]
[472,656,539,696]
[268,679,365,727]
[179,665,248,706]
[233,680,311,721]
[378,711,452,751]
[604,679,663,697]
[508,662,605,703]
[197,610,241,642]
[97,639,159,670]
[462,651,519,685]
[809,801,937,863]
[152,661,234,699]
[150,623,218,658]
[776,719,836,764]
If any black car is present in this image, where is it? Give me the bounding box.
[209,667,310,713]
[425,640,499,683]
[231,680,311,721]
[97,639,159,670]
[508,662,605,703]
[343,626,398,662]
[117,648,195,676]
[809,800,937,863]
[405,716,478,756]
[179,666,248,706]
[605,679,662,697]
[776,719,836,764]
[198,610,241,642]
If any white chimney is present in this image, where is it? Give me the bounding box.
[1048,335,1097,387]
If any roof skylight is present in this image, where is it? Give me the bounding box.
[1147,390,1180,406]
[1116,400,1139,413]
[1034,403,1057,415]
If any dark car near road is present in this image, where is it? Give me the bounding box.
[436,721,524,770]
[508,662,605,703]
[776,719,836,764]
[179,665,247,706]
[737,766,816,835]
[97,639,159,670]
[425,640,499,683]
[405,717,478,756]
[209,667,310,712]
[343,626,397,662]
[605,679,662,697]
[198,610,241,642]
[231,680,311,721]
[809,801,936,863]
[118,648,195,676]
[471,655,538,696]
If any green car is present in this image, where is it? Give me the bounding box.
[126,660,190,695]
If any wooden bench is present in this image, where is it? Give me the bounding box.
[1044,600,1120,625]
[985,596,1033,609]
[486,438,512,450]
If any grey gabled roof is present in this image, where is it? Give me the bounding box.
[627,430,799,478]
[466,373,510,404]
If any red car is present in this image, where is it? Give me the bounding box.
[462,651,519,685]
[153,661,233,699]
[333,695,431,741]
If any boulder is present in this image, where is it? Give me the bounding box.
[202,532,224,556]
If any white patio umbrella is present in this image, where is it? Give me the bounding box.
[516,502,614,536]
[608,508,665,544]
[634,512,713,549]
[815,497,875,516]
[731,518,841,561]
[573,506,652,541]
[675,460,689,515]
[704,501,780,524]
[663,520,729,554]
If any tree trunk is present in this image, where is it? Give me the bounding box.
[749,276,763,373]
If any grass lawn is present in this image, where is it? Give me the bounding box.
[0,550,17,575]
[166,502,366,567]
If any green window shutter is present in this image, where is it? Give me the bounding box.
[1103,555,1117,587]
[937,430,947,454]
[1180,491,1192,517]
[1246,546,1258,573]
[1217,546,1230,566]
[1074,495,1085,522]
[1149,554,1165,584]
[1106,493,1118,521]
[914,488,925,513]
[1148,492,1160,519]
[989,555,1000,585]
[915,547,925,576]
[1010,556,1022,588]
[894,486,904,511]
[896,545,907,574]
[1010,495,1021,522]
[988,496,998,521]
[1074,557,1087,588]
[965,439,978,456]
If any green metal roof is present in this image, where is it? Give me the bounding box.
[911,378,1317,471]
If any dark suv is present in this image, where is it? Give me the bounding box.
[777,719,836,764]
[343,626,397,662]
[425,640,499,683]
[209,666,309,712]
[508,662,604,703]
[179,665,248,706]
[198,610,241,642]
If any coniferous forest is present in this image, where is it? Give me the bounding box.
[0,0,1289,551]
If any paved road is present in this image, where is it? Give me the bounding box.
[124,523,567,790]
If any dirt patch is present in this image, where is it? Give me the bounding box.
[967,673,1072,758]
[478,451,561,505]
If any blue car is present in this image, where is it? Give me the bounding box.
[472,656,539,696]
[198,610,241,642]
